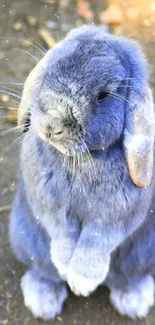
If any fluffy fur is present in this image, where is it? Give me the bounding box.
[9,25,155,320]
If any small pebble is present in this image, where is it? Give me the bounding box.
[6,292,12,299]
[11,270,16,275]
[45,20,58,29]
[59,0,70,8]
[0,94,9,103]
[0,320,9,325]
[86,321,91,325]
[57,316,63,322]
[0,188,9,196]
[61,23,70,31]
[75,19,83,27]
[0,52,5,60]
[9,184,16,192]
[13,21,23,32]
[21,39,31,49]
[26,15,38,27]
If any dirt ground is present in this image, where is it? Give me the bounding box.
[0,1,155,324]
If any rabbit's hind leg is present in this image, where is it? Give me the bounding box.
[110,275,154,319]
[21,270,68,320]
[9,188,68,320]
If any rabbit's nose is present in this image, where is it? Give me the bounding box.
[46,119,64,140]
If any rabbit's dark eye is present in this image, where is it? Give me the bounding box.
[97,92,109,102]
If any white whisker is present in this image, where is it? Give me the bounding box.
[9,99,20,105]
[2,86,22,95]
[0,115,17,119]
[108,91,131,104]
[0,89,36,107]
[22,32,47,54]
[0,35,46,55]
[0,82,24,86]
[12,48,40,62]
[79,136,97,182]
[4,132,24,152]
[0,89,22,100]
[0,125,24,137]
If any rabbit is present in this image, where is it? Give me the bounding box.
[9,25,155,320]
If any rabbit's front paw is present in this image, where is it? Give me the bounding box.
[67,254,110,296]
[51,257,68,281]
[51,238,77,280]
[67,269,101,296]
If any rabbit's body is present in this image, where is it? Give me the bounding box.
[20,131,154,234]
[10,25,155,320]
[10,131,155,319]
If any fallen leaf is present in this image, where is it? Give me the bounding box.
[126,7,141,20]
[100,4,123,24]
[77,0,94,20]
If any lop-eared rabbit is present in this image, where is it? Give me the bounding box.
[10,25,155,320]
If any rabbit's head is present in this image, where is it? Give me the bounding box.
[19,25,154,187]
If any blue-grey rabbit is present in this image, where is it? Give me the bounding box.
[9,25,155,320]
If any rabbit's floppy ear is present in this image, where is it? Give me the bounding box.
[124,86,155,187]
[18,52,50,132]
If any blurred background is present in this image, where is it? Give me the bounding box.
[0,1,155,324]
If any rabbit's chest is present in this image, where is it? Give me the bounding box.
[69,151,129,219]
[23,136,130,222]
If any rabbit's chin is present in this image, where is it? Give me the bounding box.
[51,142,106,157]
[48,140,87,157]
[35,130,86,156]
[37,131,105,157]
[47,140,106,157]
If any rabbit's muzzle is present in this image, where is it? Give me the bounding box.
[31,109,84,156]
[46,118,64,141]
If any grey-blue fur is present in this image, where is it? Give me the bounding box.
[9,25,155,319]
